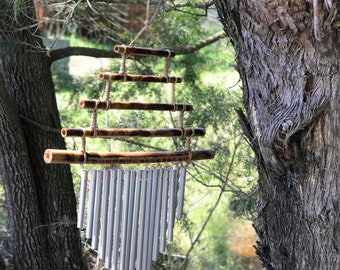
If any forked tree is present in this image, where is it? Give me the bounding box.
[216,1,339,269]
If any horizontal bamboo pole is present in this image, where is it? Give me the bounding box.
[44,149,215,164]
[78,100,193,112]
[61,127,205,138]
[114,45,175,58]
[98,73,182,83]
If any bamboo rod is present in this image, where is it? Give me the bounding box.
[114,45,175,58]
[44,149,215,164]
[98,73,182,83]
[78,99,193,112]
[61,127,205,138]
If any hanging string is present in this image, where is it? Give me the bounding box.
[129,0,166,46]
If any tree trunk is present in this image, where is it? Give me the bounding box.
[0,1,85,269]
[215,1,339,269]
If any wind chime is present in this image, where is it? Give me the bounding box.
[44,45,215,270]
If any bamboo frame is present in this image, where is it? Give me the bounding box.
[114,45,175,58]
[43,149,215,164]
[98,73,182,83]
[61,127,205,138]
[78,99,193,112]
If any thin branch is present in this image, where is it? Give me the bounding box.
[174,31,226,55]
[180,139,241,269]
[18,114,61,133]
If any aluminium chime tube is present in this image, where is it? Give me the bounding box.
[142,169,153,270]
[119,170,131,270]
[167,167,178,241]
[124,170,136,268]
[98,169,110,260]
[77,169,88,229]
[128,170,142,270]
[91,170,103,250]
[112,169,124,269]
[159,169,169,253]
[136,170,148,270]
[177,166,187,219]
[152,168,164,260]
[146,168,159,269]
[86,170,97,239]
[104,169,117,269]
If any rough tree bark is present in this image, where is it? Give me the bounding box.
[0,1,85,269]
[216,0,339,269]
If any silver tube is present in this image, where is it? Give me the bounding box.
[112,169,124,269]
[146,168,159,268]
[142,169,153,270]
[136,170,147,270]
[98,169,110,260]
[129,170,142,270]
[77,169,88,229]
[177,166,187,219]
[91,170,103,250]
[152,168,164,260]
[159,169,169,253]
[119,170,131,270]
[167,168,177,241]
[86,170,97,239]
[104,169,117,269]
[125,170,136,268]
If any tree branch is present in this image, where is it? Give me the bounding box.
[48,31,226,63]
[48,46,119,64]
[174,31,226,55]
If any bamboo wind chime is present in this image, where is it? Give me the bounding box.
[44,45,215,270]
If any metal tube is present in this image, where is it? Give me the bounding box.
[147,168,159,268]
[86,170,97,239]
[168,168,177,241]
[177,166,187,219]
[91,170,103,250]
[142,169,153,270]
[77,169,88,229]
[119,170,131,270]
[104,169,117,269]
[136,170,148,270]
[98,169,110,260]
[112,169,124,269]
[125,170,136,268]
[152,168,164,260]
[129,170,142,270]
[159,169,169,253]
